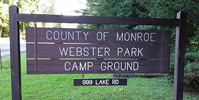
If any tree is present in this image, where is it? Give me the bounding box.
[40,0,56,27]
[0,0,40,37]
[17,0,40,38]
[137,0,199,88]
[79,0,199,89]
[78,0,147,29]
[0,1,9,37]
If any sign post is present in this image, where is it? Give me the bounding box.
[173,11,187,100]
[9,5,186,100]
[9,6,21,100]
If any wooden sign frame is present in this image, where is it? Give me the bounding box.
[25,28,171,74]
[9,5,186,100]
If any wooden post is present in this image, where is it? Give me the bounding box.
[9,6,21,100]
[173,11,187,100]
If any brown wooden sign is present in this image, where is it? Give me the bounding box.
[74,78,127,86]
[27,60,169,74]
[10,6,186,100]
[26,27,171,44]
[26,44,170,59]
[26,28,171,74]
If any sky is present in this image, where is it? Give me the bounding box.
[39,0,87,28]
[54,0,87,15]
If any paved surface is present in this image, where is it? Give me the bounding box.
[1,44,26,57]
[0,37,26,57]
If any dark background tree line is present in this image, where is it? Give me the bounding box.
[77,0,199,90]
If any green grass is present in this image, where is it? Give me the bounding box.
[0,53,199,100]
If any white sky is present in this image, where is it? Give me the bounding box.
[54,0,87,15]
[38,0,87,28]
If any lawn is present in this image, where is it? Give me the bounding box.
[0,53,198,100]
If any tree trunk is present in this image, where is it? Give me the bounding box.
[0,27,2,37]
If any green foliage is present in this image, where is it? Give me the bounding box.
[17,0,40,38]
[0,0,40,37]
[53,23,62,28]
[0,0,57,37]
[40,0,56,27]
[167,53,175,83]
[78,0,147,29]
[137,0,199,52]
[166,51,199,90]
[80,0,199,48]
[0,2,9,37]
[79,0,199,89]
[184,51,199,89]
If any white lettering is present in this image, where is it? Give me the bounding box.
[64,62,70,71]
[46,30,52,40]
[137,32,143,41]
[61,31,67,40]
[117,47,144,57]
[124,32,130,41]
[98,47,103,56]
[76,31,81,40]
[68,31,74,40]
[59,47,68,56]
[150,33,155,42]
[64,62,93,71]
[138,48,143,56]
[104,47,110,56]
[116,32,123,41]
[95,79,109,85]
[117,47,123,56]
[116,32,156,42]
[83,32,89,40]
[45,30,89,41]
[101,62,106,71]
[103,32,109,40]
[96,32,103,41]
[100,62,139,71]
[76,47,82,56]
[69,47,75,56]
[53,31,60,40]
[143,32,149,41]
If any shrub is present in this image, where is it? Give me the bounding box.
[184,52,199,89]
[168,51,199,90]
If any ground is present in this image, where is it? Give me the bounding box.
[0,53,198,100]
